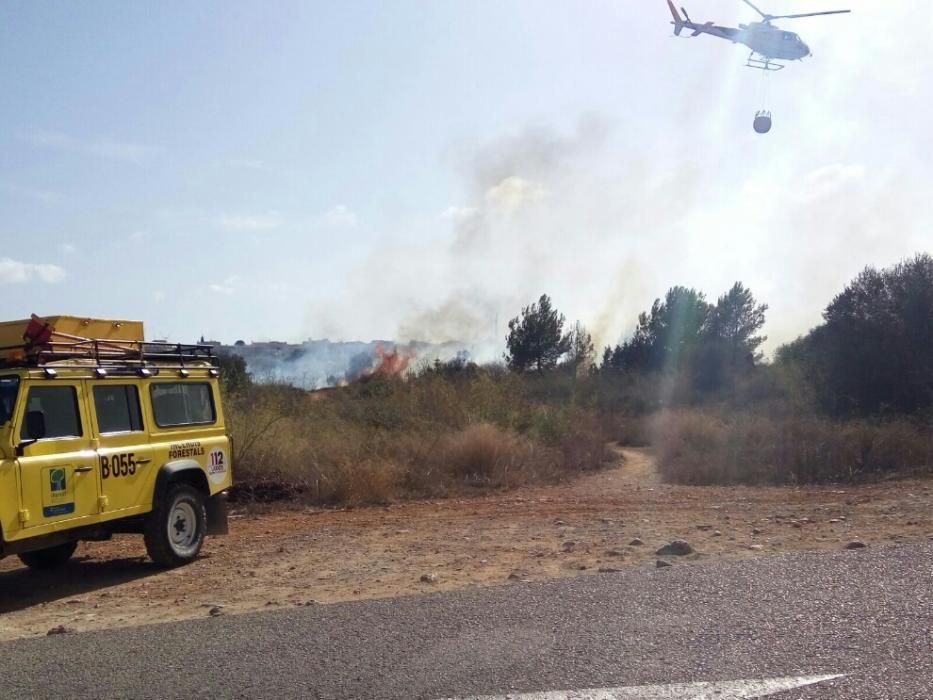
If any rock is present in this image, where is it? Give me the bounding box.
[208,606,224,617]
[712,530,722,537]
[845,541,867,550]
[46,625,75,636]
[752,528,763,535]
[828,518,841,524]
[629,538,644,546]
[554,519,568,526]
[598,567,623,574]
[655,540,694,556]
[606,549,625,557]
[419,573,438,584]
[562,541,577,553]
[696,524,713,531]
[747,544,764,551]
[507,570,529,581]
[656,559,672,568]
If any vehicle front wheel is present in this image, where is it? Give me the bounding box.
[144,483,207,567]
[18,541,78,570]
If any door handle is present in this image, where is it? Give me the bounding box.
[74,466,94,473]
[135,458,152,465]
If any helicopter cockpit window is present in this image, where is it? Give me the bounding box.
[783,31,795,40]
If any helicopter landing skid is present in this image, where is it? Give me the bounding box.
[746,53,784,71]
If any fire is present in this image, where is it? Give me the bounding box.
[306,344,416,397]
[352,344,414,382]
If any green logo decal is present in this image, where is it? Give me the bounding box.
[49,468,66,493]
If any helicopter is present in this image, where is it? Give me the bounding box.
[666,0,850,71]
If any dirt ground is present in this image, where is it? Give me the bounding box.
[2,448,932,641]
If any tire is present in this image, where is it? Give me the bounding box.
[144,482,207,567]
[18,541,78,570]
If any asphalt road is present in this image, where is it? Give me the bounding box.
[1,543,931,699]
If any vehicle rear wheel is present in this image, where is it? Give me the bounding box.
[144,482,207,567]
[18,541,78,569]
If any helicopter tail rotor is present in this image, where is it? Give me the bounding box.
[667,0,686,35]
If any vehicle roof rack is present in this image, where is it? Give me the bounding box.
[0,338,220,371]
[0,315,219,371]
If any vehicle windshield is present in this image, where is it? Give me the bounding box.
[0,375,19,426]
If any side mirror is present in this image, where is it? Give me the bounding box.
[25,410,46,441]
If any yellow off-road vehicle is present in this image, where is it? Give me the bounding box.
[0,315,231,568]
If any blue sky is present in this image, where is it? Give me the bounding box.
[0,1,929,354]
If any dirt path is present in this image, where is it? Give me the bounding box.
[2,448,932,640]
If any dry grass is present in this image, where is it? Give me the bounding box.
[226,372,613,505]
[225,365,933,501]
[421,423,558,490]
[652,408,933,484]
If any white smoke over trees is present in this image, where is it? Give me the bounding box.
[303,0,932,362]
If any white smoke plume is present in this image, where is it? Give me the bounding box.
[303,3,931,360]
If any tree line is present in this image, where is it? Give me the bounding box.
[505,253,933,419]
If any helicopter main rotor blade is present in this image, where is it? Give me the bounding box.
[740,0,768,19]
[765,9,851,20]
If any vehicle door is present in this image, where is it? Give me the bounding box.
[88,382,155,515]
[16,381,100,530]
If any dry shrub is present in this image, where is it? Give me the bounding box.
[228,474,303,503]
[615,414,653,447]
[653,409,933,485]
[555,414,614,472]
[226,370,615,506]
[322,457,403,505]
[428,423,559,490]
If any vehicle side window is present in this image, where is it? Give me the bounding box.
[150,383,215,427]
[94,385,144,434]
[20,386,82,440]
[0,375,19,425]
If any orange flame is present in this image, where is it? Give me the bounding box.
[352,344,414,383]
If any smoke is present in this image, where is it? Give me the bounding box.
[222,338,466,389]
[384,113,705,358]
[466,113,613,196]
[302,2,931,360]
[397,294,499,346]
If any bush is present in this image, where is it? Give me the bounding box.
[653,409,933,485]
[226,369,613,506]
[426,424,558,489]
